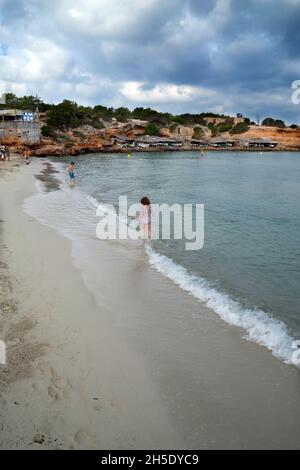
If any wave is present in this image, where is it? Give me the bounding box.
[145,244,297,365]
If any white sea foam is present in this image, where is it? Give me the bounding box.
[145,244,297,365]
[24,165,98,242]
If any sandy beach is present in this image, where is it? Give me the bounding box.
[1,157,300,450]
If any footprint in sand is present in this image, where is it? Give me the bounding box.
[53,377,68,390]
[34,432,49,445]
[0,302,14,312]
[74,429,97,448]
[7,337,21,347]
[48,376,69,401]
[48,384,64,400]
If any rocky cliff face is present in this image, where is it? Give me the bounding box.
[233,126,300,150]
[13,120,300,157]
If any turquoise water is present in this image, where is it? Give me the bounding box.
[26,151,300,363]
[64,152,300,332]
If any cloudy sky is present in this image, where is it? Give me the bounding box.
[0,0,300,122]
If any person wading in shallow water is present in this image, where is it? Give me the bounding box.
[24,147,31,165]
[139,196,152,240]
[68,162,76,187]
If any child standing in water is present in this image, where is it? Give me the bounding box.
[24,147,31,165]
[68,162,76,186]
[139,196,151,240]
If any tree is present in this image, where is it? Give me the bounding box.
[262,117,286,128]
[41,125,55,137]
[192,127,204,139]
[290,124,298,129]
[93,105,114,121]
[46,100,82,130]
[114,107,131,122]
[230,122,250,134]
[218,123,232,133]
[208,123,218,137]
[145,122,160,136]
[1,93,49,111]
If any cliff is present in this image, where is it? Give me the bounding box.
[11,120,300,157]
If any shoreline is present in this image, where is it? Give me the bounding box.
[25,147,300,158]
[1,157,300,449]
[0,158,182,449]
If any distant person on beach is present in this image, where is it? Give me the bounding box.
[0,146,5,161]
[139,196,151,240]
[5,145,10,161]
[68,162,76,186]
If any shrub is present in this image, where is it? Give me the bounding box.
[262,117,286,128]
[218,123,232,133]
[91,120,105,130]
[208,123,218,137]
[145,122,160,136]
[230,122,250,134]
[114,107,131,122]
[46,100,83,130]
[41,125,55,137]
[192,127,204,139]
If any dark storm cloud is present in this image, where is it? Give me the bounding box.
[0,0,299,122]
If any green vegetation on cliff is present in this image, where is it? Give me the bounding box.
[230,122,250,134]
[144,122,160,136]
[3,93,287,138]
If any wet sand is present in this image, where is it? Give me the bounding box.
[0,158,300,449]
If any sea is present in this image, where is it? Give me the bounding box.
[24,151,300,365]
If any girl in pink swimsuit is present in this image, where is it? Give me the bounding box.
[139,196,151,240]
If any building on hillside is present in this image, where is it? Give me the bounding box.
[0,109,41,144]
[233,116,246,125]
[205,117,226,126]
[205,116,245,126]
[172,125,194,140]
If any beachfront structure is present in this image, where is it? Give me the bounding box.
[211,138,235,148]
[136,136,182,149]
[248,138,278,149]
[113,135,136,147]
[0,109,41,144]
[190,139,210,148]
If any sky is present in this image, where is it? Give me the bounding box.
[0,0,300,123]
